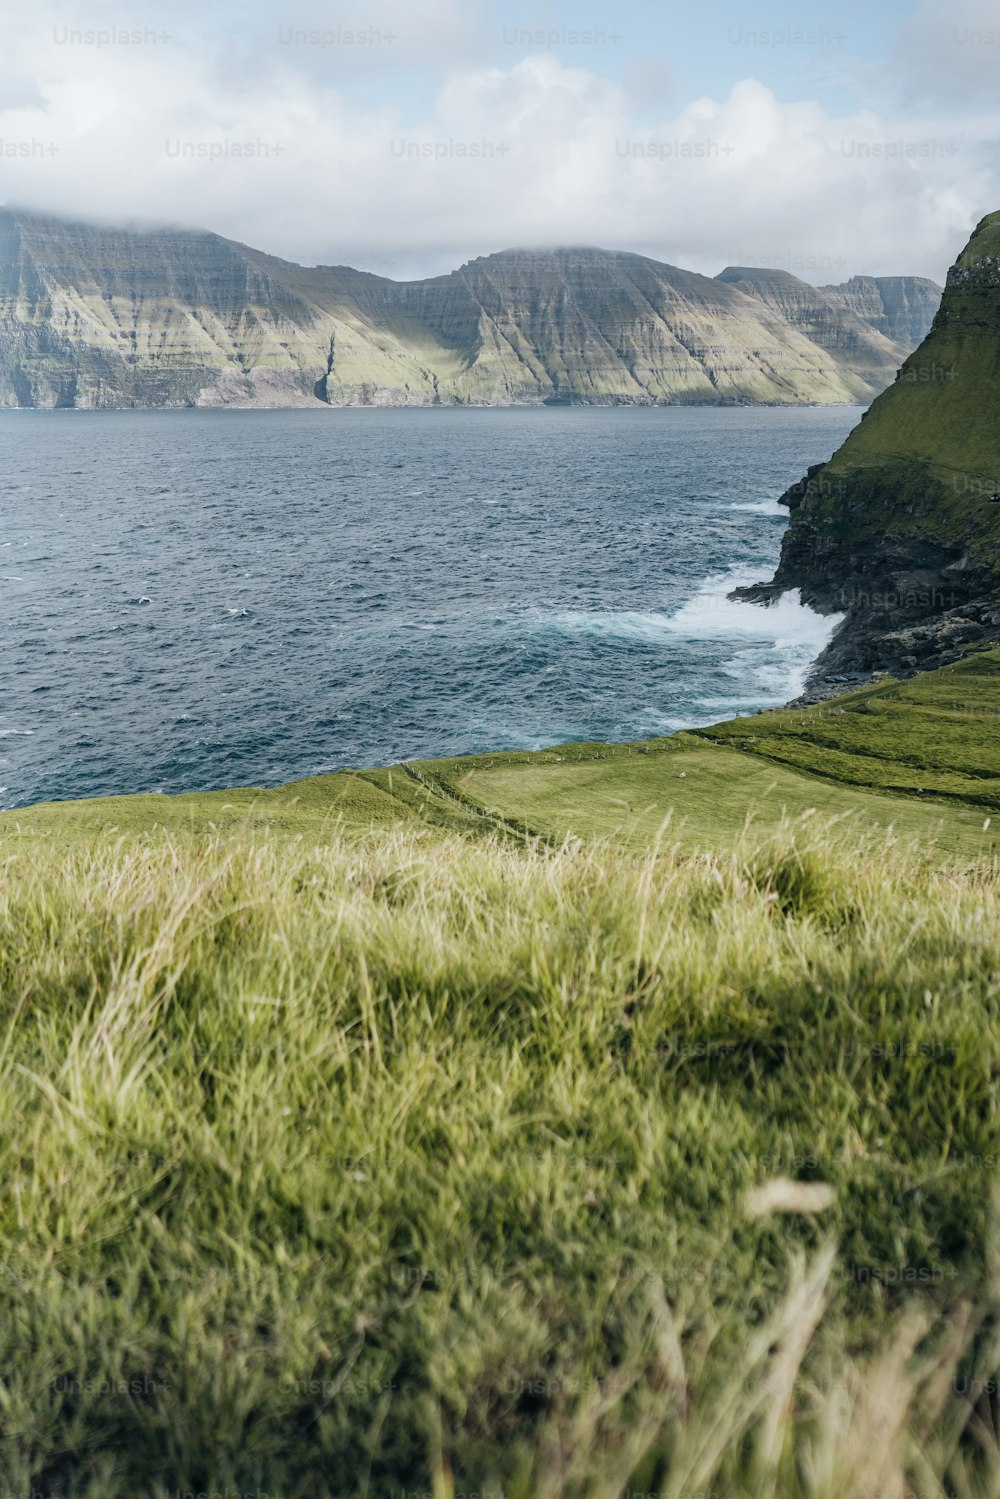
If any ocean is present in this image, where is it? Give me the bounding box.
[0,404,860,807]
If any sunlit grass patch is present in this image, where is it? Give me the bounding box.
[0,818,999,1492]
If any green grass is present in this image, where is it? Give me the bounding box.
[697,640,1000,813]
[7,720,998,866]
[2,812,1000,1494]
[767,211,1000,587]
[427,733,996,861]
[0,767,469,844]
[5,645,1000,1494]
[821,211,1000,492]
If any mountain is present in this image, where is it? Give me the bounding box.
[820,274,943,349]
[0,208,940,410]
[714,266,922,398]
[736,210,1000,695]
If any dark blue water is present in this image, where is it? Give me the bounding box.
[0,406,860,808]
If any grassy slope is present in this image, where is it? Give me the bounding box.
[773,211,1000,580]
[431,736,996,862]
[825,211,1000,483]
[4,649,1000,1493]
[5,708,998,866]
[4,822,1000,1497]
[695,640,1000,808]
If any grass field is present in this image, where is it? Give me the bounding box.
[696,641,1000,806]
[7,660,1000,865]
[4,819,1000,1497]
[3,647,1000,1495]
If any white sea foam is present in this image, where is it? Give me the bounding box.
[666,566,843,700]
[539,570,835,648]
[728,498,784,514]
[530,568,842,705]
[664,566,834,643]
[536,609,677,643]
[0,730,33,738]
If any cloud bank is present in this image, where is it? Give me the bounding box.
[0,0,995,281]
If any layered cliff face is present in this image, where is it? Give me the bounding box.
[425,248,910,405]
[738,211,1000,695]
[0,212,337,408]
[821,275,942,349]
[0,208,941,410]
[715,266,908,396]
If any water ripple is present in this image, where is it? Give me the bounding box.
[0,405,861,807]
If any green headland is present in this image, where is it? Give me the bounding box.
[740,209,1000,692]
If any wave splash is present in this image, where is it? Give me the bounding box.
[531,567,843,706]
[727,498,785,515]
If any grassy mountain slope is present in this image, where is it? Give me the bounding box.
[715,265,907,392]
[406,248,906,406]
[819,212,1000,484]
[0,208,940,410]
[0,212,455,409]
[739,211,1000,689]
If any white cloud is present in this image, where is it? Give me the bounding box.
[898,0,1000,106]
[0,2,996,283]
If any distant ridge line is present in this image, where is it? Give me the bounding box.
[0,207,942,410]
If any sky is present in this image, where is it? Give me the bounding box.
[0,0,997,282]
